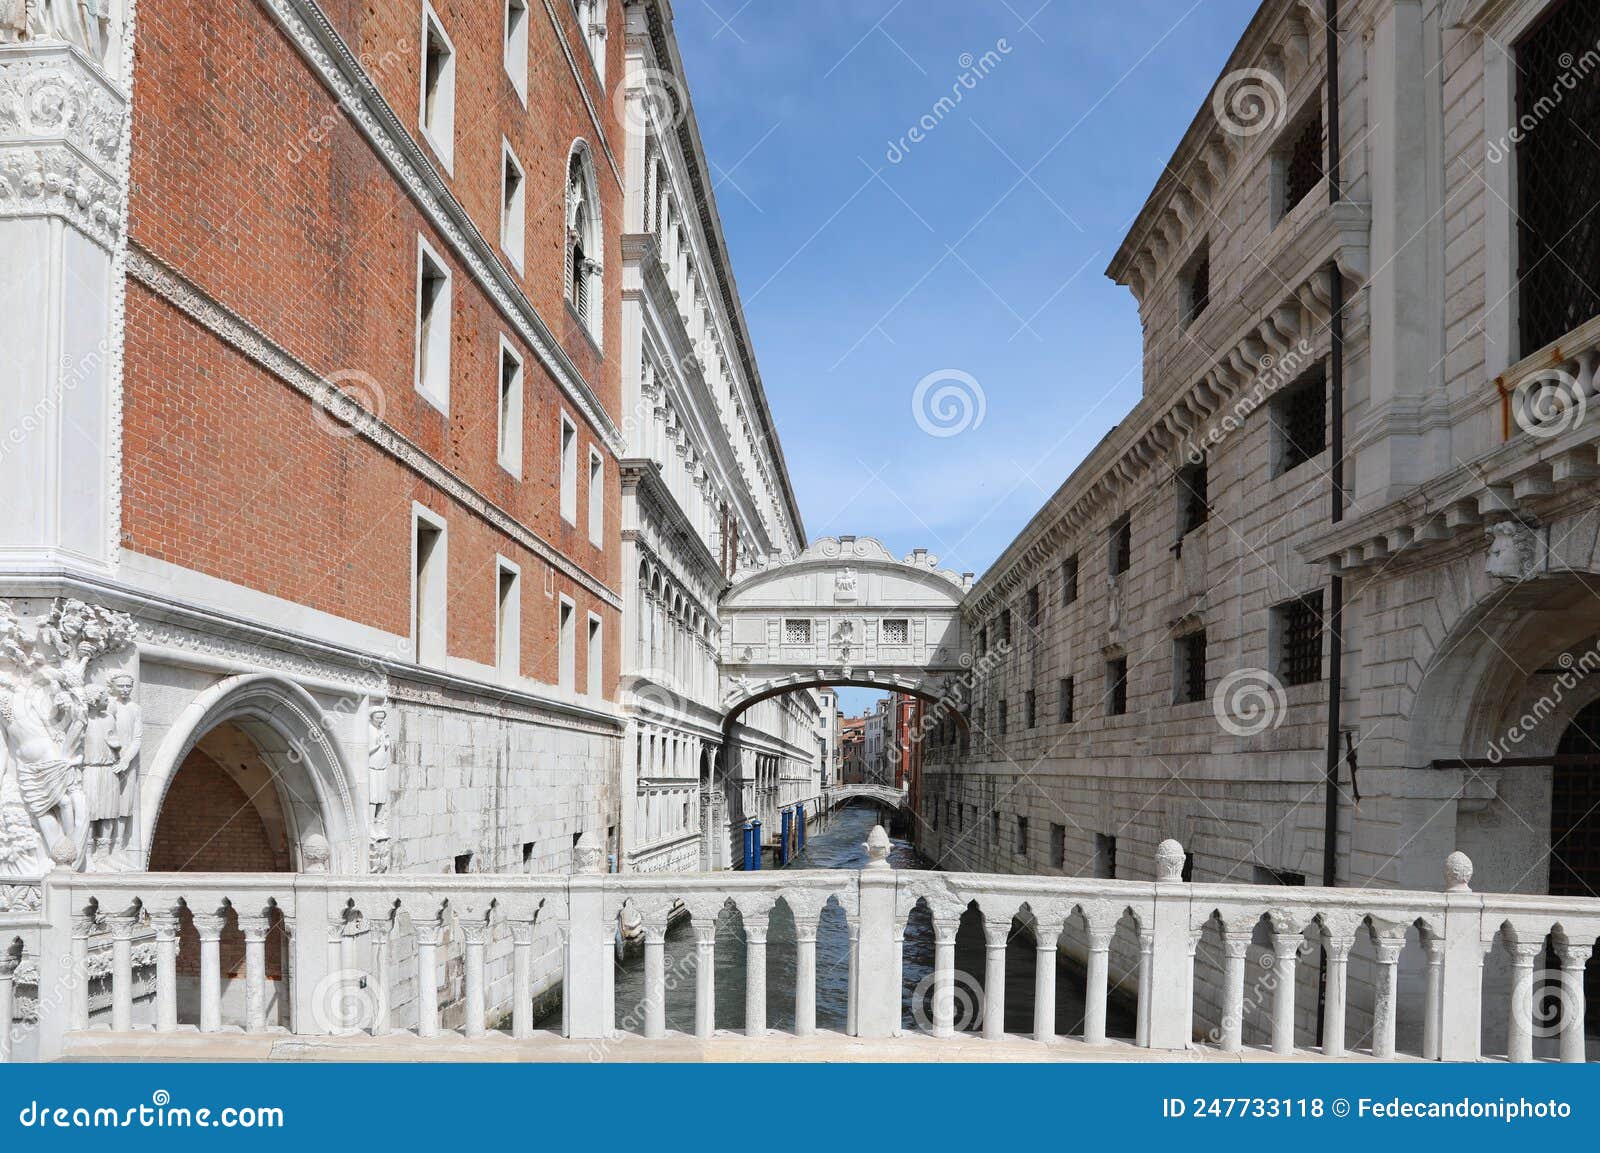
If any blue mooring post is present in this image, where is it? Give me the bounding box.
[780,808,792,867]
[752,819,763,870]
[742,822,754,870]
[797,802,806,852]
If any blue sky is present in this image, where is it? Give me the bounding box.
[672,1,1259,711]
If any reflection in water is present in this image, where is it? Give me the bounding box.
[604,804,1137,1038]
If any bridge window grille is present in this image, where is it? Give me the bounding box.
[1109,514,1132,577]
[1273,366,1326,476]
[1061,555,1079,605]
[1025,689,1037,728]
[1279,105,1324,221]
[1015,816,1029,856]
[1107,656,1128,715]
[1175,630,1207,704]
[1517,0,1600,355]
[1275,593,1324,687]
[1059,676,1074,723]
[1050,823,1066,868]
[881,618,909,645]
[783,618,812,646]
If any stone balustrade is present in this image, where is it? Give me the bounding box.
[3,838,1598,1062]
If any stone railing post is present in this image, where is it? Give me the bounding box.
[1421,935,1444,1060]
[1145,839,1193,1050]
[509,919,535,1040]
[290,875,331,1036]
[0,940,18,1064]
[745,923,769,1037]
[368,918,394,1038]
[1217,929,1253,1053]
[1082,919,1115,1045]
[854,826,899,1039]
[31,873,73,1061]
[981,921,1008,1040]
[414,917,444,1039]
[1320,928,1354,1059]
[1033,919,1062,1043]
[151,910,180,1034]
[930,917,960,1038]
[1505,940,1542,1064]
[1556,943,1592,1064]
[1369,923,1408,1059]
[1436,851,1484,1061]
[238,914,272,1035]
[193,912,227,1034]
[642,919,668,1040]
[565,843,609,1039]
[1268,921,1303,1056]
[106,906,141,1034]
[460,915,492,1040]
[693,921,717,1040]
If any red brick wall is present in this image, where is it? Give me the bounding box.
[123,0,623,695]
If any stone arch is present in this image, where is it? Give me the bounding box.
[565,138,603,339]
[141,674,357,874]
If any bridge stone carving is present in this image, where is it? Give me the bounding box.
[719,536,971,719]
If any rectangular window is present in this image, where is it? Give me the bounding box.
[1015,816,1029,856]
[587,447,604,547]
[990,809,1000,845]
[559,414,578,524]
[997,699,1008,737]
[1516,2,1600,353]
[586,613,603,697]
[1276,105,1323,223]
[1025,586,1041,629]
[1180,241,1210,329]
[1109,513,1132,577]
[419,3,456,171]
[1175,631,1207,705]
[784,619,812,646]
[412,508,447,667]
[1050,823,1065,868]
[501,142,525,271]
[1024,689,1037,729]
[978,625,988,656]
[1093,833,1117,879]
[496,558,520,677]
[1058,676,1074,724]
[497,338,523,475]
[1107,656,1128,716]
[1177,459,1207,540]
[414,238,451,412]
[956,802,964,832]
[504,0,529,102]
[1275,592,1325,687]
[1061,554,1079,605]
[522,841,535,872]
[557,596,576,691]
[1273,366,1327,476]
[1252,865,1307,887]
[454,852,474,875]
[998,609,1013,648]
[881,618,909,645]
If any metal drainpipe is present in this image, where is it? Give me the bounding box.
[1316,0,1346,1050]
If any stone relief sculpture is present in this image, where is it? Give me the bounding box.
[106,670,139,857]
[0,0,116,62]
[834,567,859,602]
[0,598,136,878]
[1485,520,1542,583]
[367,701,392,874]
[81,682,118,857]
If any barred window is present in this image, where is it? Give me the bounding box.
[1025,689,1037,729]
[997,699,1008,737]
[1517,0,1600,354]
[1107,656,1128,716]
[1177,459,1208,540]
[1279,106,1323,221]
[1109,514,1132,577]
[998,609,1013,648]
[783,618,812,646]
[1275,593,1324,687]
[1058,676,1074,724]
[1015,816,1029,856]
[1181,242,1210,329]
[881,618,909,645]
[1175,631,1207,704]
[1050,823,1066,868]
[1025,586,1041,629]
[1061,555,1079,605]
[990,809,1000,845]
[1274,367,1326,476]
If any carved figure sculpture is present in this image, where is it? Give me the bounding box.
[1485,520,1539,582]
[1,0,112,58]
[81,683,119,856]
[107,671,139,853]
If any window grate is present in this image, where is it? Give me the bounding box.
[1107,657,1128,716]
[1025,586,1041,629]
[1061,555,1079,605]
[1059,676,1074,724]
[784,619,812,646]
[881,618,909,645]
[1178,460,1208,538]
[1177,631,1207,704]
[1276,367,1326,475]
[1025,689,1037,729]
[1553,697,1600,1026]
[1517,0,1600,355]
[1278,593,1324,687]
[1110,514,1132,577]
[1282,109,1323,215]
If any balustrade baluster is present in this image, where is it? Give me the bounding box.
[982,922,1007,1040]
[1269,932,1300,1055]
[1219,931,1252,1053]
[1134,928,1155,1047]
[1033,922,1059,1043]
[1422,937,1444,1060]
[1083,922,1114,1045]
[369,919,393,1038]
[193,914,227,1034]
[152,913,179,1033]
[846,922,859,1038]
[108,909,140,1033]
[510,921,534,1040]
[1370,931,1407,1059]
[1321,933,1353,1058]
[1557,943,1591,1064]
[694,922,716,1040]
[239,915,271,1034]
[745,925,768,1037]
[643,921,667,1039]
[795,926,818,1037]
[415,919,443,1038]
[930,918,959,1038]
[1506,942,1542,1063]
[462,919,491,1039]
[69,916,93,1031]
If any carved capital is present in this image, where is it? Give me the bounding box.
[508,919,538,947]
[458,919,493,947]
[149,914,181,943]
[413,920,446,949]
[237,916,272,943]
[191,914,227,943]
[1557,943,1593,968]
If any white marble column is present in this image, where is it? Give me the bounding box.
[930,918,958,1038]
[151,914,179,1033]
[193,914,226,1034]
[795,927,818,1037]
[745,925,767,1037]
[1034,924,1059,1043]
[239,915,271,1035]
[461,919,491,1039]
[1371,932,1407,1059]
[846,922,860,1038]
[69,918,93,1032]
[510,920,535,1040]
[1321,934,1353,1058]
[1218,932,1252,1053]
[982,921,1007,1040]
[1557,943,1591,1064]
[1506,942,1542,1064]
[415,920,443,1038]
[1083,923,1114,1045]
[1134,929,1154,1047]
[107,910,140,1033]
[1270,931,1301,1055]
[1422,936,1444,1060]
[694,922,716,1040]
[368,920,393,1038]
[643,923,667,1039]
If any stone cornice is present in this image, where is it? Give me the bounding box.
[126,244,622,610]
[259,0,624,456]
[620,457,726,598]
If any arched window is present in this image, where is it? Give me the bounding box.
[571,0,607,84]
[565,142,602,341]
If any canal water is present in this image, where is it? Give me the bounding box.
[606,803,1137,1038]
